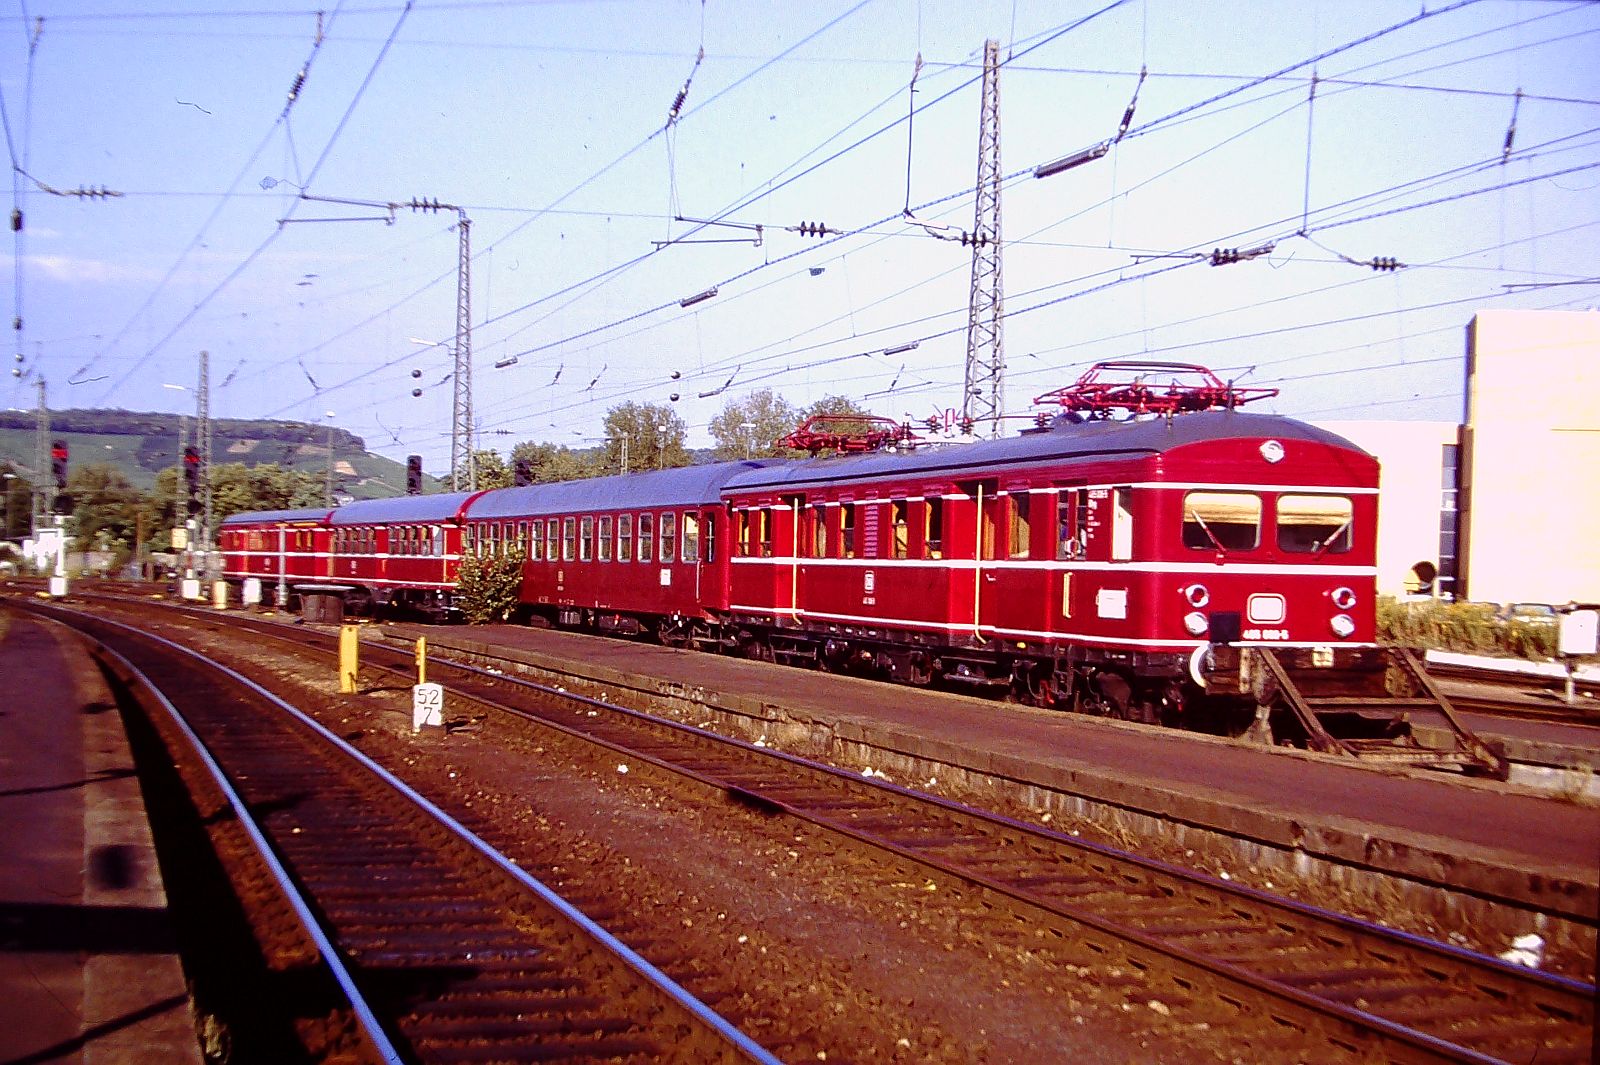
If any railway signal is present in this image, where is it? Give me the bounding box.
[513,458,533,487]
[51,440,68,489]
[183,445,201,516]
[406,454,423,495]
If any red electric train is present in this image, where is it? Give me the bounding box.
[218,363,1504,773]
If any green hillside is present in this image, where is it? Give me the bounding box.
[0,409,441,501]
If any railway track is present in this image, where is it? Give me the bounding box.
[62,607,781,1065]
[56,596,1595,1065]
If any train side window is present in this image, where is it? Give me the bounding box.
[733,509,749,557]
[980,495,999,561]
[660,512,677,563]
[561,517,576,561]
[840,502,856,559]
[805,505,824,558]
[755,509,772,558]
[638,512,654,562]
[1181,490,1258,552]
[527,521,540,561]
[923,497,943,559]
[599,515,614,561]
[544,518,557,560]
[1057,489,1089,559]
[618,514,633,562]
[890,500,909,559]
[682,512,699,562]
[432,527,443,556]
[579,516,594,561]
[1009,492,1032,559]
[1112,487,1135,560]
[703,512,717,563]
[1278,494,1353,554]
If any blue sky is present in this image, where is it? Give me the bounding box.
[4,0,1598,472]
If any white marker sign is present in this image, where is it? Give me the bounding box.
[412,682,444,732]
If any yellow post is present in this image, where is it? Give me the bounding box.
[339,624,359,693]
[415,636,427,686]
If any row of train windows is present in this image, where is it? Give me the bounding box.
[467,511,713,565]
[729,489,1354,561]
[237,530,317,551]
[331,526,446,556]
[732,493,1096,562]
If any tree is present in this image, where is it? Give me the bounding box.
[603,402,692,472]
[0,465,33,541]
[510,440,601,484]
[709,389,800,461]
[468,450,513,490]
[67,464,143,567]
[208,463,324,522]
[456,547,525,623]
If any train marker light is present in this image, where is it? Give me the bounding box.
[1183,611,1210,636]
[1330,614,1356,639]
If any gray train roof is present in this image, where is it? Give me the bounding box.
[466,460,779,519]
[329,490,483,526]
[723,411,1366,493]
[219,506,334,526]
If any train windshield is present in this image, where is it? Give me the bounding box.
[1182,491,1260,552]
[1277,494,1353,554]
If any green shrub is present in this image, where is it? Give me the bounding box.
[1377,596,1558,660]
[456,548,525,624]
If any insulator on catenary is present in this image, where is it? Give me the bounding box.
[1370,256,1402,272]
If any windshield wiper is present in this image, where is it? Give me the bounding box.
[1188,509,1227,558]
[1312,519,1352,558]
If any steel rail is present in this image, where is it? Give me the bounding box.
[62,608,785,1065]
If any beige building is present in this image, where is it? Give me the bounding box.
[1318,308,1600,606]
[1459,309,1600,606]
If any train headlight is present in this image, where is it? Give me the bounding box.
[1183,583,1210,608]
[1183,611,1210,636]
[1331,586,1357,610]
[1330,614,1356,638]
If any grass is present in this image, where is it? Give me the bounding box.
[1377,597,1560,660]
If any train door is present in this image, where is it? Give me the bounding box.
[958,478,1000,638]
[782,494,804,620]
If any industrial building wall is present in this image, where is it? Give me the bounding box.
[1461,309,1600,606]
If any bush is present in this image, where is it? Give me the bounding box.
[1377,596,1558,660]
[456,549,525,624]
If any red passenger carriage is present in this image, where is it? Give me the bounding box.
[217,506,334,607]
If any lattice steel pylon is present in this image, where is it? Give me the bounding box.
[451,215,474,491]
[962,38,1005,439]
[33,378,48,528]
[198,349,212,552]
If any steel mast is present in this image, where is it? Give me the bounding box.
[962,38,1005,439]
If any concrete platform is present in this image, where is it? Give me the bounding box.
[377,621,1600,956]
[0,607,200,1065]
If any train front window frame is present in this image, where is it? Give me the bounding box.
[1182,490,1260,553]
[1278,494,1354,555]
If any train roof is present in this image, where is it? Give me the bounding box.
[466,459,780,519]
[329,490,484,526]
[723,411,1367,492]
[219,506,334,527]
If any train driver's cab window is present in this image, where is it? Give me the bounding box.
[638,512,654,563]
[618,514,633,562]
[1278,494,1354,554]
[1182,491,1259,552]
